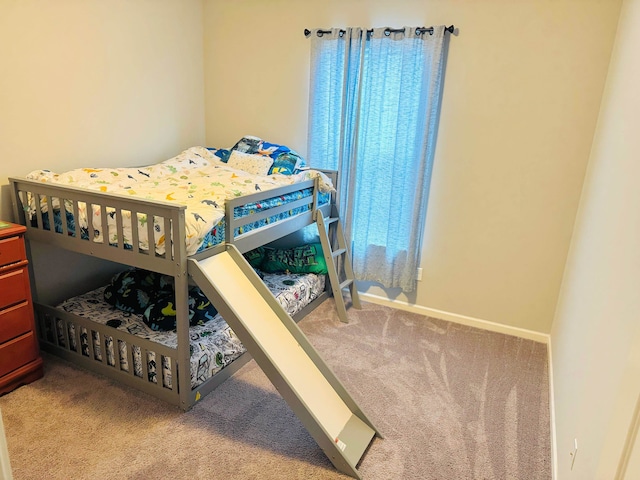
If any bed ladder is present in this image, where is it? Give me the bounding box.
[316,207,361,323]
[188,245,381,479]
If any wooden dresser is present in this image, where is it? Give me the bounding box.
[0,221,43,395]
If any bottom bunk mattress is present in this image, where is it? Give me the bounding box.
[55,271,325,390]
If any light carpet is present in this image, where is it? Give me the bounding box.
[0,299,551,479]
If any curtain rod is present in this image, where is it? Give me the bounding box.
[304,25,454,38]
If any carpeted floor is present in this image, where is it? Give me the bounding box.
[0,299,551,479]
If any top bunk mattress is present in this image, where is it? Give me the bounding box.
[24,146,333,255]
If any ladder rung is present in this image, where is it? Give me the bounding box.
[332,248,346,258]
[339,279,354,289]
[316,212,361,320]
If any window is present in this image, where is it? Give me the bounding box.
[307,26,448,292]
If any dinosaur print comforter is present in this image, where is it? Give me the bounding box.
[26,146,333,255]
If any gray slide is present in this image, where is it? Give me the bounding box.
[188,245,381,479]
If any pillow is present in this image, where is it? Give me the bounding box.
[143,287,218,331]
[260,139,293,159]
[244,246,266,268]
[261,243,328,274]
[229,135,308,174]
[227,150,274,176]
[104,268,218,331]
[269,152,304,175]
[104,269,172,315]
[231,135,263,155]
[209,136,264,163]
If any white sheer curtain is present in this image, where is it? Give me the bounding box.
[308,26,447,292]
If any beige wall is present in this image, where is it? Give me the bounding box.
[551,0,640,477]
[0,0,206,220]
[203,0,621,333]
[0,0,206,302]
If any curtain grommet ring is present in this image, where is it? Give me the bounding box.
[384,28,391,36]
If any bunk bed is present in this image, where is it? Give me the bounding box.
[9,144,338,411]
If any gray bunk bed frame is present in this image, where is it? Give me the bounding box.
[9,170,337,412]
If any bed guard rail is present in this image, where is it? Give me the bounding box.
[225,171,337,253]
[9,177,188,276]
[10,169,338,270]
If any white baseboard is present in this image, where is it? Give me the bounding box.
[547,342,558,480]
[359,291,550,344]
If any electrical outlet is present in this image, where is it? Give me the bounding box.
[570,438,578,470]
[416,268,423,281]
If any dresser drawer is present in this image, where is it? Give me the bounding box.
[0,331,38,378]
[0,267,30,310]
[0,235,26,268]
[0,302,33,344]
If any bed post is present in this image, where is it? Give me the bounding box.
[173,209,191,411]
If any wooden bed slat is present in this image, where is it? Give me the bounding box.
[97,333,106,365]
[87,203,96,243]
[146,215,156,258]
[125,340,134,375]
[53,317,63,349]
[45,196,54,234]
[84,328,94,360]
[163,216,171,260]
[59,198,69,237]
[140,346,149,381]
[72,319,81,354]
[130,210,140,255]
[33,195,42,230]
[72,200,81,243]
[99,205,108,247]
[115,208,124,250]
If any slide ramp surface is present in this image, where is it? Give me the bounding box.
[188,245,380,479]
